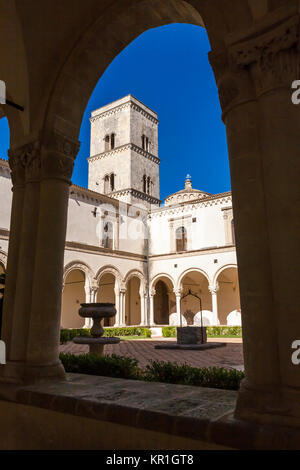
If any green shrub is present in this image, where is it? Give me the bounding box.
[60,353,244,391]
[59,353,141,380]
[161,326,242,338]
[60,326,151,343]
[162,326,176,337]
[207,326,242,337]
[60,328,90,344]
[103,327,151,338]
[143,360,244,390]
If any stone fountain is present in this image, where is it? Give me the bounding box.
[73,303,120,356]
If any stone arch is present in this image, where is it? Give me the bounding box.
[150,273,175,292]
[151,274,176,326]
[176,267,211,291]
[96,265,122,288]
[123,269,146,326]
[123,269,146,291]
[178,268,212,326]
[212,263,238,289]
[43,0,209,142]
[61,265,91,329]
[63,260,95,287]
[215,265,241,326]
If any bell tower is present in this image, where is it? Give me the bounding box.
[88,95,161,208]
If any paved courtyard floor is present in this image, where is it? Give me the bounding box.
[59,338,244,370]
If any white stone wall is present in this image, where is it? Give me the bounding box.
[148,195,233,256]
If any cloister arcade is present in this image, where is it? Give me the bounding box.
[61,262,241,328]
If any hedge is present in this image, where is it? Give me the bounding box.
[60,353,140,380]
[161,326,242,338]
[59,353,244,391]
[60,326,151,344]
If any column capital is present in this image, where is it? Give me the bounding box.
[150,288,156,297]
[209,283,219,295]
[8,131,80,186]
[228,14,300,97]
[173,288,182,297]
[209,14,300,117]
[41,130,80,183]
[8,139,41,187]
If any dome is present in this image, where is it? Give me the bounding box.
[164,175,211,206]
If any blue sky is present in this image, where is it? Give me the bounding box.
[0,24,230,201]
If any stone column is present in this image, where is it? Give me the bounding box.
[83,282,98,328]
[119,288,126,327]
[174,289,182,326]
[210,13,300,426]
[1,141,46,381]
[139,285,147,326]
[0,149,25,357]
[113,284,120,327]
[149,289,155,326]
[26,132,79,381]
[209,284,219,326]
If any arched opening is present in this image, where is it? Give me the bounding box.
[97,272,116,327]
[152,275,175,325]
[176,226,187,252]
[61,269,86,329]
[125,276,142,326]
[216,267,241,326]
[179,270,212,326]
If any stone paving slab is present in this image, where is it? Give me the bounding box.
[59,339,244,370]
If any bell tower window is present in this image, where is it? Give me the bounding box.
[110,133,115,149]
[142,134,149,152]
[104,133,116,151]
[110,173,115,192]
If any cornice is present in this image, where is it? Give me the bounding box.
[109,188,161,205]
[149,192,232,219]
[65,241,146,262]
[149,244,236,260]
[88,143,160,165]
[90,100,159,125]
[70,184,148,214]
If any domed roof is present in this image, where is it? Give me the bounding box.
[164,175,211,206]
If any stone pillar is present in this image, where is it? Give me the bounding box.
[119,288,126,327]
[1,149,25,357]
[1,131,80,383]
[113,284,120,327]
[210,13,300,426]
[149,289,155,326]
[139,285,147,326]
[83,282,98,328]
[209,284,219,326]
[174,289,182,326]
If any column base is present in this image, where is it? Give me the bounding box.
[0,360,66,385]
[235,379,300,428]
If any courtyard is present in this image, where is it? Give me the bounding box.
[59,338,244,370]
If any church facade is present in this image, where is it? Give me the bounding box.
[0,95,240,331]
